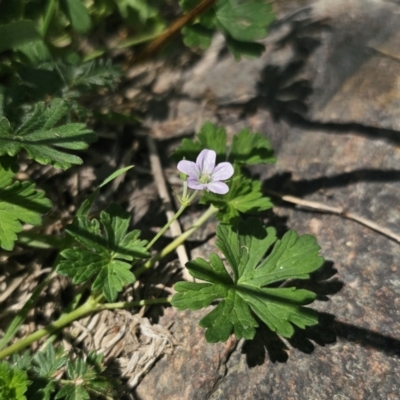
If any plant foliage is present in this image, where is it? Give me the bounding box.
[0,156,52,250]
[0,99,96,169]
[172,218,324,342]
[0,362,30,400]
[57,204,149,301]
[180,0,276,59]
[8,347,116,400]
[173,122,275,223]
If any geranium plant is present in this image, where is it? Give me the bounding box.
[0,1,330,399]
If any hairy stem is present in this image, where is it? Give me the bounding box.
[145,191,198,251]
[0,295,172,360]
[0,295,98,360]
[100,297,172,310]
[135,204,218,277]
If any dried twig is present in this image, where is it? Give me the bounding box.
[132,0,217,63]
[146,136,191,280]
[268,190,400,244]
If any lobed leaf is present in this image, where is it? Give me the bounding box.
[241,231,325,286]
[172,122,227,163]
[57,204,149,301]
[229,128,275,165]
[0,20,41,53]
[182,24,213,49]
[55,355,115,399]
[199,290,258,342]
[117,0,158,22]
[0,99,97,169]
[215,0,275,42]
[201,172,273,223]
[0,362,30,400]
[225,37,265,61]
[172,218,324,342]
[57,60,122,91]
[180,0,275,59]
[0,156,52,251]
[32,347,68,379]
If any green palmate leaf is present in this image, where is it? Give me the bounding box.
[174,122,275,222]
[26,346,67,400]
[215,0,275,42]
[29,381,55,400]
[201,172,273,223]
[10,352,32,372]
[179,0,202,12]
[0,98,96,169]
[55,384,89,400]
[229,128,275,165]
[180,0,275,59]
[0,20,41,53]
[17,41,52,65]
[32,347,68,379]
[226,36,265,61]
[117,0,158,22]
[182,24,213,49]
[173,122,274,166]
[0,362,30,400]
[0,156,52,251]
[172,218,324,342]
[172,122,227,162]
[57,60,122,91]
[60,0,92,34]
[55,355,115,400]
[57,204,149,301]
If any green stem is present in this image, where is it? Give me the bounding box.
[135,204,218,277]
[41,0,57,38]
[101,297,172,310]
[0,295,172,360]
[0,295,99,360]
[145,191,198,250]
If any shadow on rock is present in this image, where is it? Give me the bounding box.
[263,169,400,198]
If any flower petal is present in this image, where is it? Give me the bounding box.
[187,177,207,190]
[206,181,229,194]
[212,162,234,181]
[177,160,200,178]
[196,149,216,175]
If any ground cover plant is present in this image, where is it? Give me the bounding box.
[0,1,330,398]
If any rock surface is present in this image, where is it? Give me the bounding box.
[135,1,400,398]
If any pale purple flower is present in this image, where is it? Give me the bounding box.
[177,149,234,194]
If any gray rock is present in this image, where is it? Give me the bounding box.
[136,1,400,398]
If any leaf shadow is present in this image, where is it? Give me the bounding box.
[242,311,400,367]
[281,260,343,301]
[242,262,400,366]
[253,5,400,146]
[139,233,216,325]
[262,169,400,199]
[242,260,341,365]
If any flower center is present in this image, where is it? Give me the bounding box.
[199,173,211,184]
